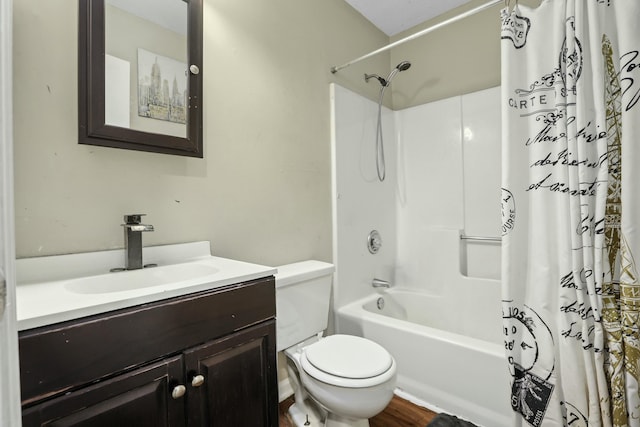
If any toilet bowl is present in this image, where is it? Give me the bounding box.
[276,261,397,426]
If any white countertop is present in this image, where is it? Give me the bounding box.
[16,241,276,331]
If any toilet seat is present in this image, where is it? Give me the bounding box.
[300,335,396,388]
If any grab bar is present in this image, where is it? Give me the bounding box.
[460,234,502,243]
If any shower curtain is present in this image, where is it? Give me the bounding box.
[501,1,640,426]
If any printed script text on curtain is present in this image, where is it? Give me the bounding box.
[501,1,640,426]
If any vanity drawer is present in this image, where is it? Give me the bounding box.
[19,276,275,406]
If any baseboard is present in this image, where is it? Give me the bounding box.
[394,387,443,414]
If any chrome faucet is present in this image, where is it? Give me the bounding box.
[372,278,392,288]
[122,214,154,270]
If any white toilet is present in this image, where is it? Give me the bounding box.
[276,261,397,427]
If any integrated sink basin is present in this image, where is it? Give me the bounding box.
[65,261,220,294]
[16,241,277,331]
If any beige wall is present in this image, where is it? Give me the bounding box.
[13,0,389,264]
[391,0,540,110]
[13,0,537,264]
[390,0,502,110]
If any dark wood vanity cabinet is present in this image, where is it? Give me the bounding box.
[185,323,276,426]
[20,277,278,427]
[22,355,185,427]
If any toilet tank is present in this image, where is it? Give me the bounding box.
[275,260,335,352]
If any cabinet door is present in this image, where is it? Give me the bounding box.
[22,356,186,427]
[184,321,278,427]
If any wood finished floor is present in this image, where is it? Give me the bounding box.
[279,395,438,427]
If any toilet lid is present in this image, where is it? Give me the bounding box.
[304,335,393,379]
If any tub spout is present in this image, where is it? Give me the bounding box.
[372,278,392,288]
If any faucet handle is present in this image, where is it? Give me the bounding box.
[123,214,145,225]
[127,224,154,232]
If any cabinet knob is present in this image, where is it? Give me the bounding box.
[191,375,205,387]
[172,385,186,399]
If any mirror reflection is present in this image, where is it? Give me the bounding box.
[79,0,202,157]
[104,0,188,138]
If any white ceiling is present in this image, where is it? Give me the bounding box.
[344,0,473,36]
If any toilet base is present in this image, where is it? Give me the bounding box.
[288,398,324,427]
[287,397,371,427]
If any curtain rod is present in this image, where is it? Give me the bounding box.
[330,0,504,74]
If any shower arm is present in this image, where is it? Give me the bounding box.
[364,73,388,87]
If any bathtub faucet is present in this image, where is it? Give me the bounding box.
[372,278,392,288]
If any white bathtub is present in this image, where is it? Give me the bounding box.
[336,289,516,427]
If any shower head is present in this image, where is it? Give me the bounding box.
[364,73,388,87]
[384,60,412,85]
[364,61,411,88]
[396,61,411,71]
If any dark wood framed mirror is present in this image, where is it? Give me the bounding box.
[79,0,203,157]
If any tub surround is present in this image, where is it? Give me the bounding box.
[331,84,501,307]
[330,84,398,310]
[16,241,276,330]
